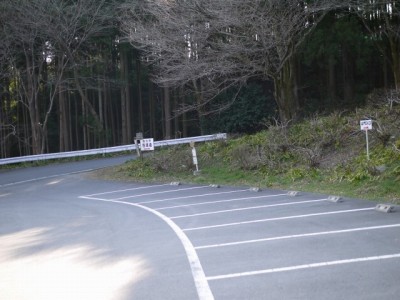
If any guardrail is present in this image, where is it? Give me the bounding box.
[0,133,227,166]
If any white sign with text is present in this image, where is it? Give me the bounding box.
[140,138,154,151]
[360,119,372,131]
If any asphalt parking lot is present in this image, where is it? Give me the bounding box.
[80,183,400,300]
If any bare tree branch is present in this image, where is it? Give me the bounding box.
[120,0,336,120]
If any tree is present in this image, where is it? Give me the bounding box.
[120,0,335,122]
[0,0,116,154]
[46,0,118,147]
[202,82,275,133]
[351,1,400,90]
[0,0,60,154]
[301,10,379,110]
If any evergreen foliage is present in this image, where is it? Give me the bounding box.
[202,83,276,134]
[0,1,400,159]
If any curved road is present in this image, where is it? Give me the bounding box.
[0,156,199,300]
[1,156,400,300]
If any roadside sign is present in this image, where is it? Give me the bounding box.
[140,138,154,151]
[360,120,372,160]
[360,120,372,131]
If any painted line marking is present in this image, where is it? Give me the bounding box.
[138,189,249,205]
[206,253,400,281]
[156,193,288,211]
[183,208,375,231]
[79,196,214,300]
[83,183,171,197]
[107,186,209,201]
[195,224,400,249]
[170,198,329,219]
[0,169,95,187]
[80,195,109,201]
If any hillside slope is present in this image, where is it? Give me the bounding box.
[100,102,400,204]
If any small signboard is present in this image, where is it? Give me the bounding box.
[135,132,143,140]
[140,138,154,151]
[360,120,372,160]
[360,120,372,131]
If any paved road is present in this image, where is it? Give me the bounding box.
[0,155,134,187]
[1,157,399,299]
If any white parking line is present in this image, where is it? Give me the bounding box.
[195,224,400,249]
[206,253,400,281]
[183,208,375,231]
[79,197,214,300]
[82,183,171,197]
[138,189,249,205]
[156,193,288,211]
[170,198,329,219]
[104,186,209,201]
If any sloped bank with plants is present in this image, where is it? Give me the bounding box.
[98,97,400,204]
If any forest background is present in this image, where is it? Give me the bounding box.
[0,0,399,159]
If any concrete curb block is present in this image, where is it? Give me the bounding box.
[328,195,343,203]
[287,191,299,197]
[375,204,395,213]
[209,184,220,188]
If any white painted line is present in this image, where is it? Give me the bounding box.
[171,199,329,219]
[110,186,209,201]
[83,183,171,197]
[206,253,400,281]
[156,193,288,211]
[79,197,214,300]
[0,169,95,187]
[138,189,249,205]
[195,224,400,249]
[80,195,109,201]
[183,208,375,231]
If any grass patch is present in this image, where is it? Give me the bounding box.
[95,104,400,204]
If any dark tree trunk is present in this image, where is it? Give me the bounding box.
[136,57,144,133]
[273,55,299,123]
[164,86,171,139]
[120,46,133,144]
[174,90,180,138]
[149,81,156,139]
[342,45,354,103]
[192,79,205,135]
[59,87,71,152]
[327,53,336,108]
[388,36,400,90]
[25,54,43,155]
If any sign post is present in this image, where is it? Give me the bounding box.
[360,120,372,160]
[134,132,144,157]
[190,141,200,174]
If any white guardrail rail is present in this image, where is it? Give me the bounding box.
[0,133,227,166]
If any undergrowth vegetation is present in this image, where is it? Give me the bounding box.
[110,101,400,204]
